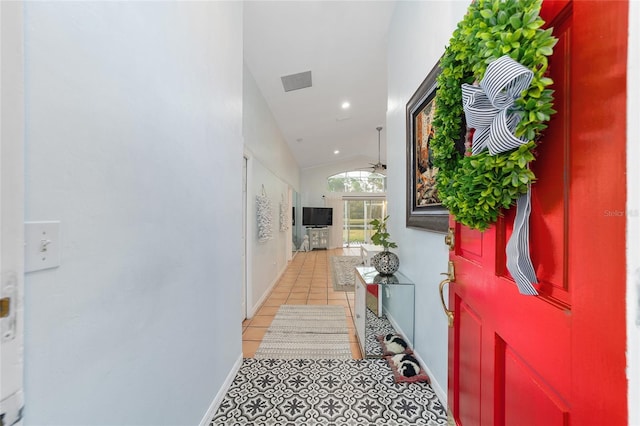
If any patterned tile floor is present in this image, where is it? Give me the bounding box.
[210,358,448,425]
[228,249,448,425]
[365,309,397,357]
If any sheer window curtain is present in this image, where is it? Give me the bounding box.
[324,195,344,249]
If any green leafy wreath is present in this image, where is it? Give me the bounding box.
[431,0,557,230]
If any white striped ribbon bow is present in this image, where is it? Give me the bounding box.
[461,55,539,295]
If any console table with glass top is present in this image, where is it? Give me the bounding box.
[354,266,415,358]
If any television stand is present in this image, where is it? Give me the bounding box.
[306,227,329,250]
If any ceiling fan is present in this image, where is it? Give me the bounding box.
[369,126,387,175]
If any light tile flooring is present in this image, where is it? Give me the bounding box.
[242,247,363,359]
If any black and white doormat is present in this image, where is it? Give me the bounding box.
[210,358,447,425]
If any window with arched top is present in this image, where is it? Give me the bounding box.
[327,171,386,193]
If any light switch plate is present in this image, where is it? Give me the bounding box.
[25,221,61,273]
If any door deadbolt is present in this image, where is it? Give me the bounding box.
[444,227,455,251]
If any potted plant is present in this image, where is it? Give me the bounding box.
[369,215,399,276]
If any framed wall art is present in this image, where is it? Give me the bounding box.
[405,62,450,233]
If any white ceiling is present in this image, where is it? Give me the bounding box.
[243,1,396,170]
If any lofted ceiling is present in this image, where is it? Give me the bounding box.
[243,1,396,170]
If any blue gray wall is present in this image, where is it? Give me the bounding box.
[23,3,243,424]
[386,1,468,404]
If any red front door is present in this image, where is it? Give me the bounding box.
[447,1,628,425]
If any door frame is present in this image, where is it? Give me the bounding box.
[0,1,25,423]
[627,2,640,423]
[241,155,248,321]
[242,151,254,319]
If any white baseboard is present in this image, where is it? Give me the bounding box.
[384,309,448,409]
[411,349,448,409]
[199,354,243,426]
[247,264,287,318]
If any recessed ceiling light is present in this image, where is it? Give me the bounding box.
[341,101,350,109]
[334,150,340,155]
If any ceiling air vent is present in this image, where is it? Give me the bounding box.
[281,71,312,92]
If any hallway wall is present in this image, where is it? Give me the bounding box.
[386,1,469,404]
[22,3,243,424]
[243,66,301,316]
[243,66,300,192]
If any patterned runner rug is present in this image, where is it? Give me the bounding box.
[254,305,351,360]
[330,255,363,291]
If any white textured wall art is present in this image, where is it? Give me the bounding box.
[279,198,289,232]
[257,192,273,242]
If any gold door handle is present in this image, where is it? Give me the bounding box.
[438,261,455,327]
[439,278,454,327]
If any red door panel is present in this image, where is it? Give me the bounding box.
[529,6,571,304]
[457,225,484,264]
[447,1,628,425]
[503,345,570,426]
[454,300,482,426]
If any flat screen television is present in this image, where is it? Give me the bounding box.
[302,207,333,227]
